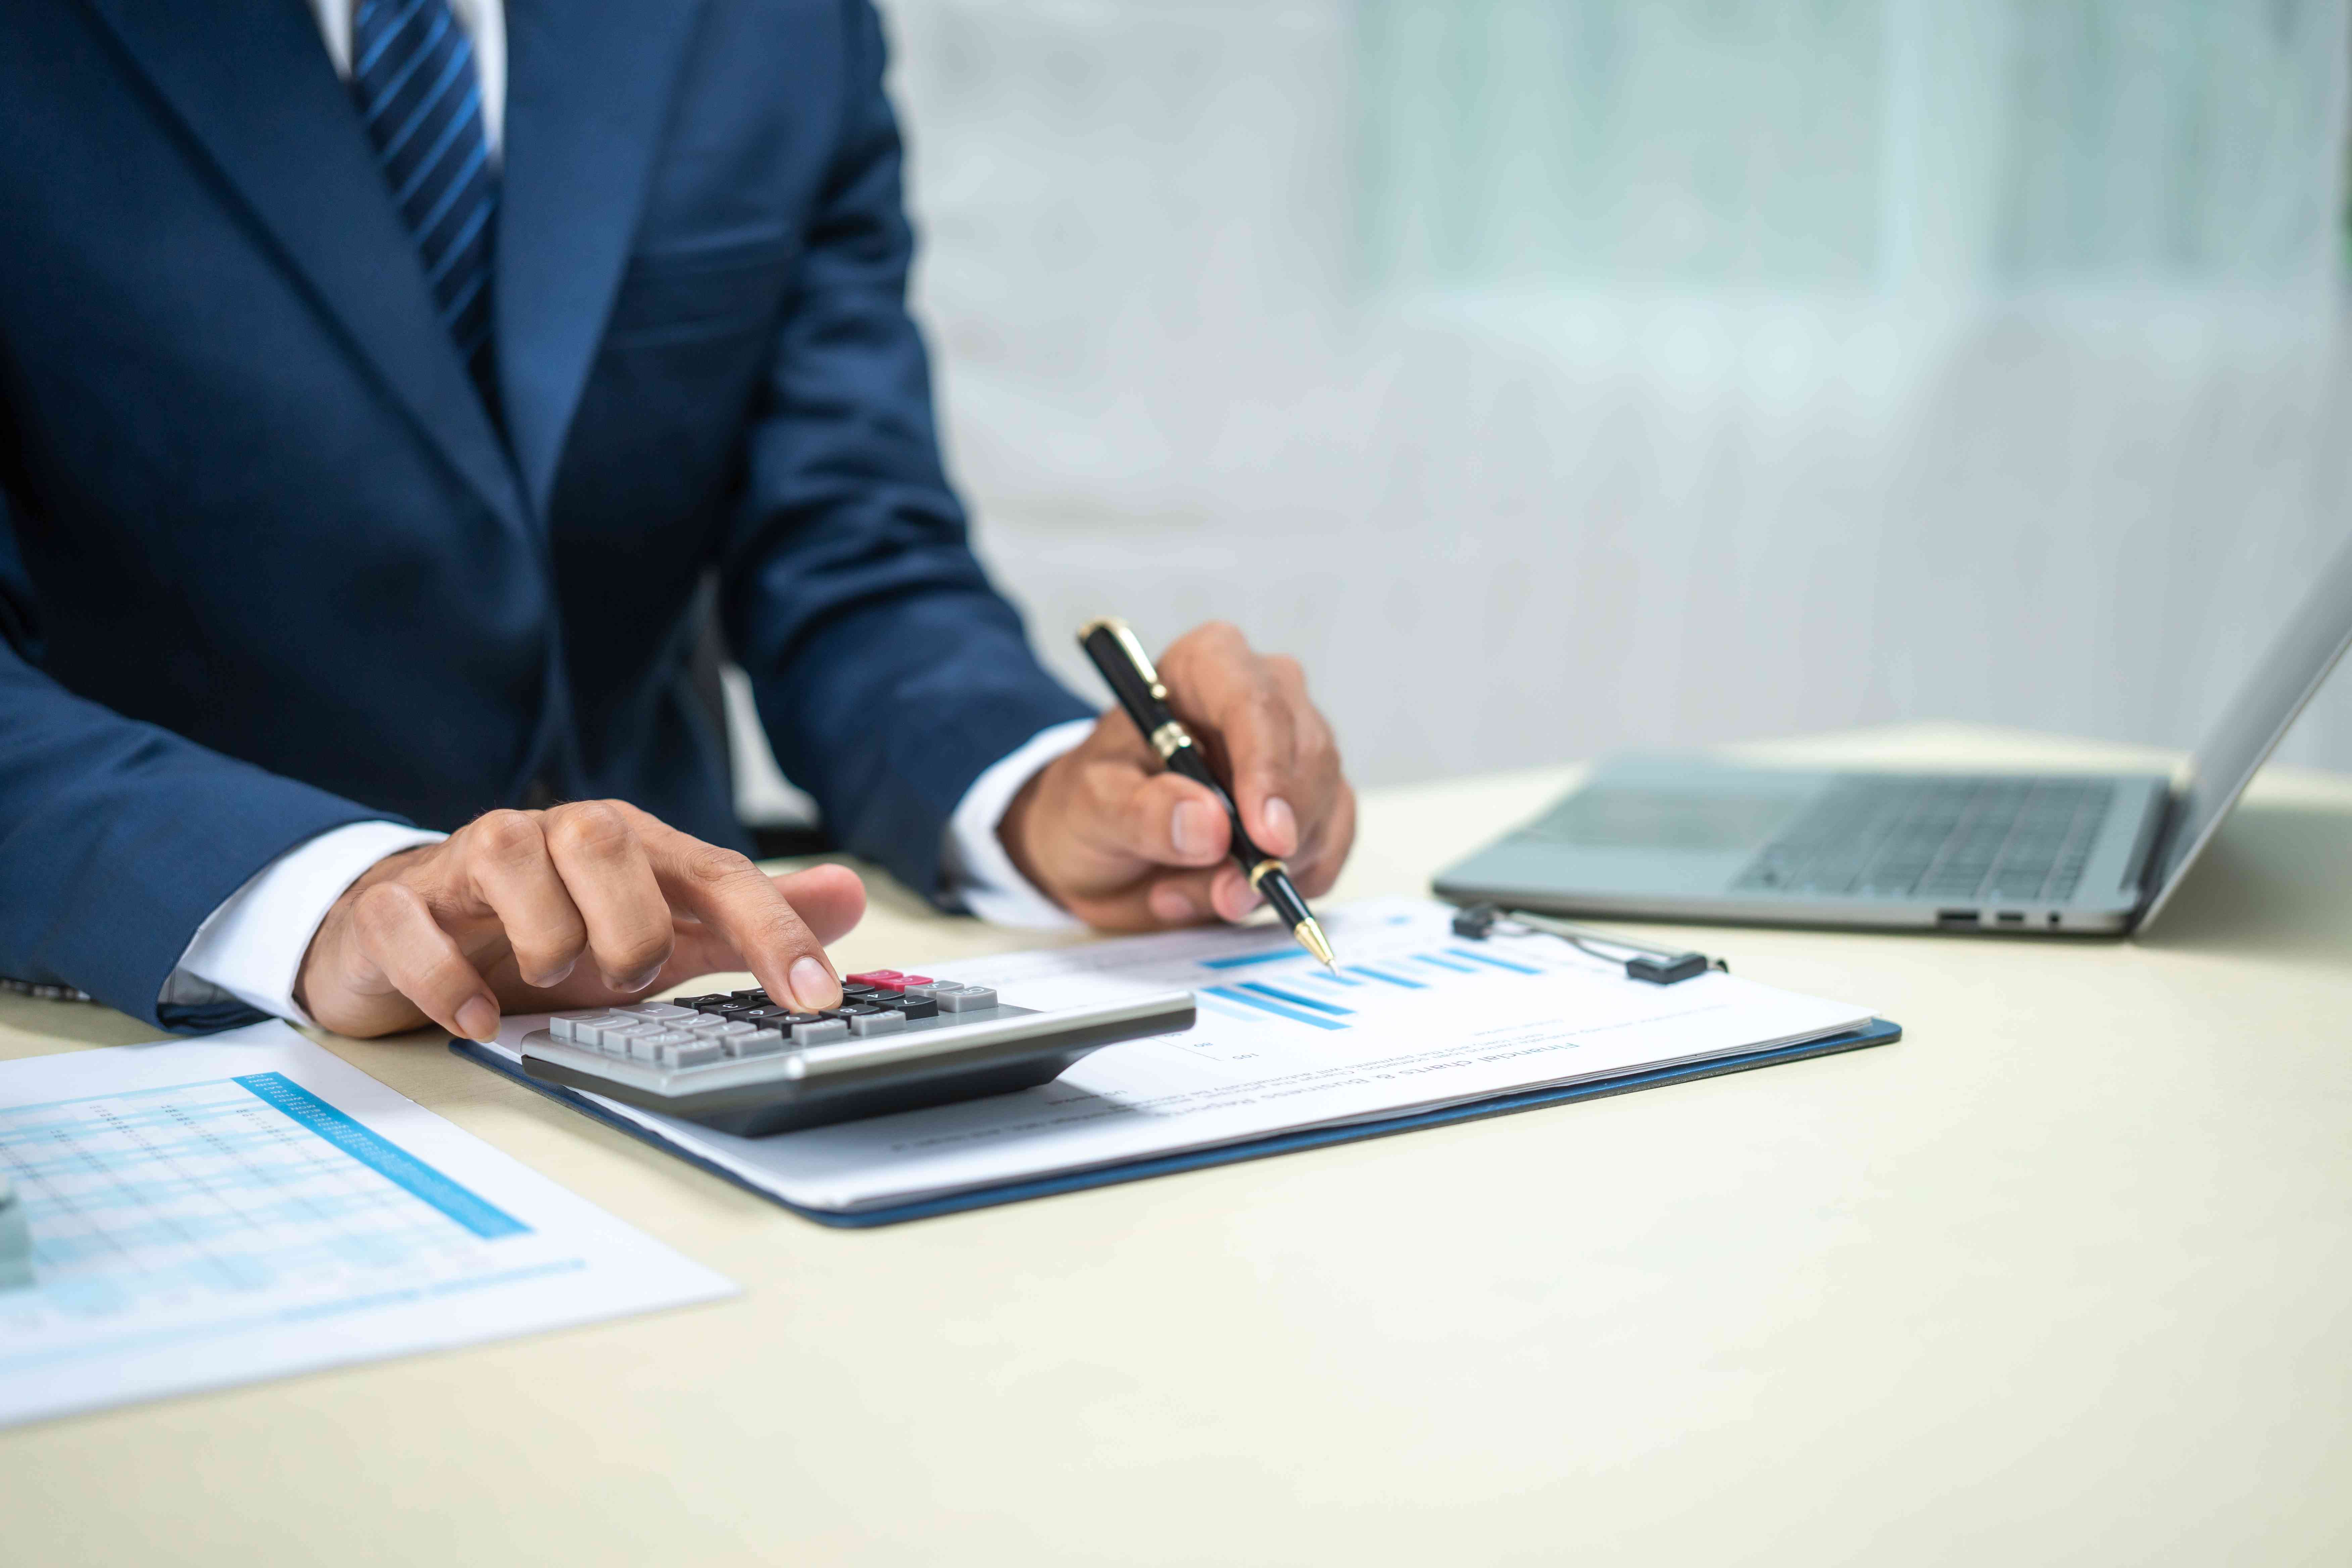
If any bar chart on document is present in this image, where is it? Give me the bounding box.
[957,898,1695,1083]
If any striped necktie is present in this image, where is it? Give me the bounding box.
[347,0,499,416]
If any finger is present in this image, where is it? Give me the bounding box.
[540,801,673,992]
[1208,863,1261,924]
[350,880,503,1042]
[456,810,587,990]
[660,866,868,984]
[1074,761,1231,870]
[1164,632,1299,857]
[1061,865,1230,933]
[770,863,867,944]
[624,811,842,1011]
[1269,655,1346,845]
[1283,781,1357,899]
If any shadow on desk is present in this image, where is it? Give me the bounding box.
[2136,798,2352,964]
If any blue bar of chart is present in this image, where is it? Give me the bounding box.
[1201,985,1350,1030]
[1344,965,1426,989]
[1198,949,1305,971]
[1446,946,1542,975]
[1236,982,1352,1017]
[1187,935,1554,1032]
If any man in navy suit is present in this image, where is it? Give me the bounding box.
[0,0,1354,1041]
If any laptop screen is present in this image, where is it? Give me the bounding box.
[2142,529,2352,927]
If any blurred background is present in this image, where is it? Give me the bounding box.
[732,0,2352,829]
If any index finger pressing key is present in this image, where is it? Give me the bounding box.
[632,818,843,1011]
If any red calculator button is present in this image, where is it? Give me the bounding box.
[845,971,902,985]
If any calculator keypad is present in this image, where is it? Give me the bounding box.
[549,972,998,1070]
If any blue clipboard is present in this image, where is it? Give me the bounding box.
[451,1018,1900,1227]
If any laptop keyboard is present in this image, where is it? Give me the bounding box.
[1731,777,2114,904]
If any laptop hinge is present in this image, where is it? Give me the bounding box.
[2125,786,2182,917]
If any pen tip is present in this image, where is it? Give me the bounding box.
[1295,917,1336,972]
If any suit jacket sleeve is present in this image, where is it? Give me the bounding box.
[718,0,1092,902]
[0,481,399,1031]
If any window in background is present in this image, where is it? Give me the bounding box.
[1353,0,2345,294]
[715,0,2352,817]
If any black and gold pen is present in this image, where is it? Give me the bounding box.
[1078,618,1337,972]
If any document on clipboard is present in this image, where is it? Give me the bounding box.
[458,897,1895,1224]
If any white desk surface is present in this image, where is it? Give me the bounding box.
[5,723,2349,1566]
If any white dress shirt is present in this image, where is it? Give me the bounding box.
[162,4,1088,1025]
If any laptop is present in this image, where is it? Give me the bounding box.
[1435,531,2352,936]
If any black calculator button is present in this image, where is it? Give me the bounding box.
[672,994,727,1009]
[890,995,939,1020]
[729,988,771,1003]
[826,1002,883,1018]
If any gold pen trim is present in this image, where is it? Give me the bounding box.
[1246,857,1286,890]
[1149,720,1193,760]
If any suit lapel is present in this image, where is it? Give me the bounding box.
[81,0,531,537]
[498,0,707,521]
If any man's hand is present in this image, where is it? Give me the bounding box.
[297,800,866,1041]
[1000,622,1355,930]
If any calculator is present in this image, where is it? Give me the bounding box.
[517,970,1195,1136]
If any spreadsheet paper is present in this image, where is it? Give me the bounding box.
[0,1022,733,1428]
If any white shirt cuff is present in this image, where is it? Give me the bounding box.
[939,717,1095,929]
[163,821,449,1025]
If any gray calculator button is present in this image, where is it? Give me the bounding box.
[706,1020,758,1038]
[657,1039,725,1068]
[631,1030,696,1062]
[735,1028,787,1056]
[620,1002,697,1022]
[790,1018,850,1046]
[897,983,938,999]
[589,1020,653,1049]
[847,1009,905,1037]
[549,1010,606,1041]
[679,1015,733,1034]
[935,985,996,1012]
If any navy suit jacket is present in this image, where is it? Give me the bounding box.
[0,0,1090,1029]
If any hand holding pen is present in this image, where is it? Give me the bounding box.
[996,621,1356,943]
